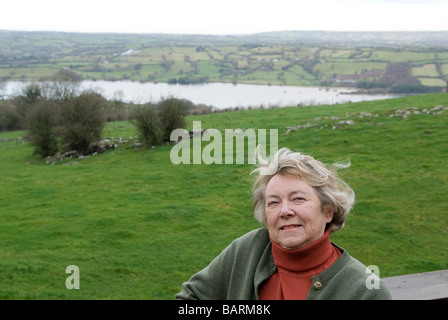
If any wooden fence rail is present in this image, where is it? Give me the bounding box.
[382,269,448,300]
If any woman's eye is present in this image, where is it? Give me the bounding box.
[294,197,305,202]
[267,201,278,207]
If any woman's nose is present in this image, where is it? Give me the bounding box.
[279,201,295,218]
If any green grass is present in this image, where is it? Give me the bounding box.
[1,93,447,299]
[314,62,388,76]
[371,51,436,63]
[418,77,447,87]
[412,64,439,77]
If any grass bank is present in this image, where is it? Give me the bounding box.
[0,93,447,299]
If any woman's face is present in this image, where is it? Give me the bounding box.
[265,174,334,250]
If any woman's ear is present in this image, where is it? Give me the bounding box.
[324,206,334,223]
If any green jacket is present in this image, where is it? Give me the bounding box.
[176,228,392,300]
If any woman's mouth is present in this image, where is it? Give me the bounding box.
[280,224,302,230]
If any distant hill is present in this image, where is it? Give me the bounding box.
[1,30,447,91]
[2,29,448,47]
[243,31,448,46]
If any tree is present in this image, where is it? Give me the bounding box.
[0,102,21,131]
[12,83,44,129]
[157,97,190,142]
[60,91,106,154]
[25,100,59,157]
[132,103,163,148]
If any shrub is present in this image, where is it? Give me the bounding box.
[14,84,43,127]
[0,102,21,131]
[132,103,163,148]
[60,91,106,154]
[26,100,59,157]
[157,97,190,142]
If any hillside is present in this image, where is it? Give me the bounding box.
[1,30,448,92]
[0,93,447,299]
[247,30,448,46]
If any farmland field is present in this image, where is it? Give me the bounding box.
[1,31,447,92]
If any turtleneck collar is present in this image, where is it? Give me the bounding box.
[270,230,337,276]
[259,230,341,300]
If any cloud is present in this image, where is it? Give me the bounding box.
[353,0,444,3]
[1,0,448,34]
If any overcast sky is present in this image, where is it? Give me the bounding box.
[2,0,448,35]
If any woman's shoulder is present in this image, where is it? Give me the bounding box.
[229,227,269,246]
[317,243,393,299]
[224,228,271,257]
[328,243,374,277]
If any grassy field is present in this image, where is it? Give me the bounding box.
[0,93,447,299]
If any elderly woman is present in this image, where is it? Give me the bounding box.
[176,148,392,300]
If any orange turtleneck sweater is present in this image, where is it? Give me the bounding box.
[258,230,341,300]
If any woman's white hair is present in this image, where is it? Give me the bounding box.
[251,147,355,233]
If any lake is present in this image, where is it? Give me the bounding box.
[4,80,401,109]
